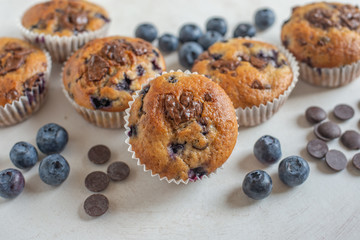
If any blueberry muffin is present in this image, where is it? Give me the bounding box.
[62,36,165,128]
[126,71,238,183]
[281,2,360,86]
[0,38,51,127]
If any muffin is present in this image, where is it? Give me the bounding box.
[0,38,51,127]
[281,2,360,87]
[19,0,110,62]
[192,38,298,126]
[62,36,166,128]
[125,71,238,184]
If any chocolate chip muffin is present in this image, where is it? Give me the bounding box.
[192,38,297,126]
[62,36,165,128]
[20,0,110,61]
[0,38,51,127]
[281,2,360,87]
[126,71,238,183]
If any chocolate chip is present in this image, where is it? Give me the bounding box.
[167,75,178,84]
[307,139,328,159]
[204,92,213,102]
[90,97,111,109]
[314,121,341,141]
[180,91,193,107]
[84,194,109,217]
[87,55,109,81]
[69,12,88,31]
[210,59,241,72]
[101,41,128,65]
[85,171,110,192]
[250,56,268,69]
[325,150,347,171]
[333,104,354,120]
[107,161,130,181]
[242,42,253,48]
[340,130,360,150]
[305,106,327,124]
[305,8,336,30]
[188,167,207,181]
[2,55,25,74]
[317,36,330,46]
[88,145,111,164]
[128,125,137,137]
[352,153,360,170]
[250,80,264,89]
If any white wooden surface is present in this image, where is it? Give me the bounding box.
[0,0,359,239]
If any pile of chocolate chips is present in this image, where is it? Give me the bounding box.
[83,145,130,217]
[305,104,360,171]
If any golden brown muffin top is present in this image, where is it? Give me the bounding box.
[281,2,360,68]
[128,71,238,182]
[63,36,166,112]
[22,0,110,37]
[0,38,48,106]
[192,38,293,109]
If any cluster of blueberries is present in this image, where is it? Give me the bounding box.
[0,123,70,199]
[242,135,310,200]
[134,8,275,68]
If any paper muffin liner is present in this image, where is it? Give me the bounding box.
[18,18,110,62]
[298,59,360,88]
[124,70,230,184]
[0,50,52,127]
[236,43,299,127]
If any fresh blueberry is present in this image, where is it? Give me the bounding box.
[197,31,223,50]
[242,170,272,200]
[206,17,227,36]
[188,167,207,181]
[233,23,256,38]
[39,154,70,186]
[135,23,158,43]
[179,23,203,43]
[0,168,25,199]
[36,123,69,155]
[9,142,38,169]
[278,156,310,187]
[253,135,282,164]
[254,8,276,31]
[158,33,179,53]
[178,42,204,68]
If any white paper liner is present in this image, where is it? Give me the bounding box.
[0,50,52,127]
[124,70,234,184]
[298,60,360,87]
[18,18,110,62]
[236,43,299,127]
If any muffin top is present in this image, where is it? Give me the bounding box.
[21,0,110,37]
[281,2,360,68]
[0,38,48,107]
[192,38,293,109]
[127,71,238,182]
[63,36,166,112]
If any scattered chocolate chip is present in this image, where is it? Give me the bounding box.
[340,130,360,150]
[325,150,347,171]
[107,161,130,181]
[250,80,264,89]
[85,171,110,192]
[305,8,336,29]
[210,59,240,72]
[84,194,109,217]
[128,125,137,137]
[250,56,268,69]
[314,121,341,141]
[167,75,178,84]
[352,153,360,170]
[307,139,328,159]
[317,36,331,46]
[87,55,109,81]
[204,92,213,102]
[88,145,111,164]
[188,167,207,181]
[180,91,193,107]
[333,104,354,120]
[305,106,327,124]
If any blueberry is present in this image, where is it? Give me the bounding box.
[197,31,223,50]
[188,167,207,181]
[206,17,227,36]
[254,8,275,31]
[36,123,69,154]
[179,23,203,43]
[0,168,25,199]
[158,33,179,53]
[278,156,310,187]
[242,170,272,200]
[233,23,256,38]
[135,23,158,43]
[39,154,70,186]
[178,42,204,68]
[253,135,282,164]
[9,142,38,169]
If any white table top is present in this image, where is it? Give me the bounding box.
[1,0,360,239]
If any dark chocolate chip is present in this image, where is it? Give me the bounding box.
[307,139,328,159]
[340,130,360,150]
[204,92,213,102]
[88,145,111,164]
[3,55,25,74]
[250,80,264,89]
[352,153,360,170]
[188,167,207,181]
[167,75,178,84]
[107,161,130,181]
[84,194,109,217]
[314,121,341,141]
[87,55,109,81]
[90,97,111,109]
[333,104,354,121]
[317,36,330,46]
[85,171,110,192]
[305,106,327,124]
[180,91,193,107]
[325,150,347,171]
[305,8,336,30]
[250,56,268,69]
